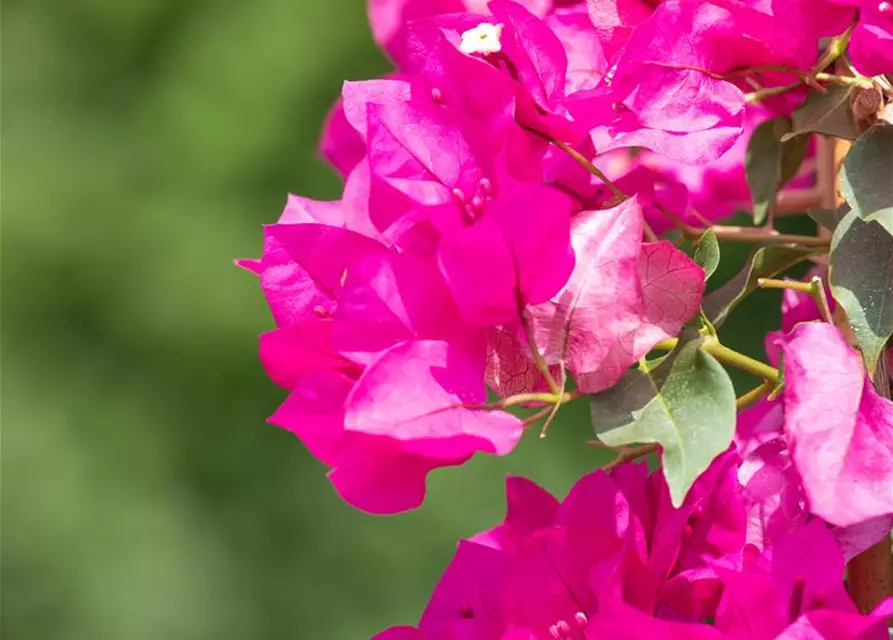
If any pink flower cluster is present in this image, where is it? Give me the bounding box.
[740,271,893,553]
[241,0,893,634]
[241,0,893,512]
[367,277,893,638]
[374,458,893,639]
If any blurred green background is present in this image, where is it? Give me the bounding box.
[2,1,796,638]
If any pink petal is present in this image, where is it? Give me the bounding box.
[372,626,426,640]
[472,475,559,553]
[754,520,855,615]
[484,325,557,398]
[584,0,654,60]
[735,399,808,550]
[713,567,790,637]
[585,602,728,639]
[501,527,622,636]
[558,470,639,545]
[781,323,893,527]
[318,97,366,177]
[259,323,359,389]
[269,369,352,467]
[333,251,467,357]
[419,539,507,638]
[848,2,893,77]
[529,198,703,394]
[329,434,447,513]
[776,600,893,640]
[490,0,568,111]
[366,100,484,217]
[489,176,575,307]
[399,16,516,136]
[258,223,385,327]
[545,5,608,94]
[344,339,523,459]
[341,78,412,141]
[277,194,345,226]
[833,514,893,561]
[438,216,520,326]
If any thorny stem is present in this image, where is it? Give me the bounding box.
[757,276,834,323]
[652,338,780,383]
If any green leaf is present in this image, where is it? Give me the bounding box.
[703,244,822,327]
[808,203,850,233]
[747,117,810,225]
[693,228,720,280]
[589,337,736,506]
[781,85,861,142]
[840,124,893,236]
[830,210,893,372]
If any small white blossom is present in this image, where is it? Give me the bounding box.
[459,23,504,56]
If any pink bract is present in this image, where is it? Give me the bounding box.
[372,461,890,639]
[527,198,704,394]
[780,322,893,528]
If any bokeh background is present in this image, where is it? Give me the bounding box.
[3,1,806,638]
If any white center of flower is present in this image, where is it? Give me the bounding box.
[459,23,504,56]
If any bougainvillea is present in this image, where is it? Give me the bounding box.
[241,0,893,635]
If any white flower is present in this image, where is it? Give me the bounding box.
[459,23,504,56]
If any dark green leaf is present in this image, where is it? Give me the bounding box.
[808,203,850,233]
[781,85,861,142]
[693,228,720,280]
[746,118,810,225]
[830,210,893,372]
[703,245,822,327]
[840,124,893,236]
[589,337,736,506]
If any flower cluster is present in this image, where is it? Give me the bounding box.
[241,0,893,636]
[374,457,893,640]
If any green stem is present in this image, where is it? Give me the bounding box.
[521,309,561,395]
[685,225,830,247]
[812,18,858,74]
[499,390,579,408]
[745,81,803,104]
[736,381,774,411]
[603,443,660,470]
[539,366,568,439]
[813,72,875,89]
[551,139,627,202]
[758,276,834,323]
[706,341,780,383]
[652,338,780,383]
[745,18,861,104]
